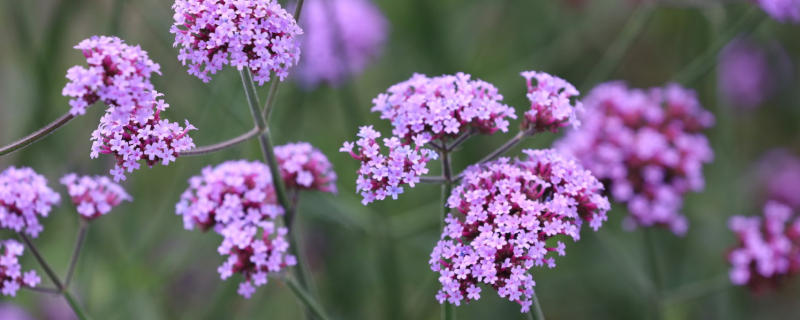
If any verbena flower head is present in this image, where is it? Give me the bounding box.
[275,142,337,193]
[171,0,303,84]
[60,174,132,220]
[754,0,800,24]
[0,167,60,238]
[556,82,714,236]
[90,91,197,182]
[430,149,610,312]
[0,239,41,297]
[754,149,800,209]
[520,71,583,133]
[217,220,296,298]
[175,160,283,232]
[62,36,161,119]
[340,126,437,205]
[717,36,774,109]
[296,0,388,88]
[727,201,800,291]
[371,73,516,143]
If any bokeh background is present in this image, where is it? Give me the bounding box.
[1,0,800,319]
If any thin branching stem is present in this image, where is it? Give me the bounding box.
[180,127,261,156]
[284,277,331,320]
[454,131,527,182]
[440,147,456,320]
[530,291,546,320]
[0,112,75,157]
[65,221,88,288]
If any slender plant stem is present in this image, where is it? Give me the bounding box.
[530,291,546,320]
[65,221,89,288]
[63,290,92,320]
[661,274,730,306]
[447,130,475,152]
[180,127,261,156]
[284,277,331,320]
[439,147,456,320]
[24,286,60,294]
[455,131,526,182]
[0,112,75,157]
[644,229,663,320]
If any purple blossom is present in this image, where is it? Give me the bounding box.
[754,149,800,209]
[296,0,388,88]
[61,36,161,121]
[430,149,610,312]
[520,71,583,133]
[341,126,437,205]
[90,91,197,182]
[370,73,516,144]
[556,82,715,236]
[275,142,337,193]
[727,201,800,292]
[170,0,303,84]
[717,36,775,109]
[0,239,40,297]
[60,174,132,220]
[754,0,800,23]
[0,167,61,238]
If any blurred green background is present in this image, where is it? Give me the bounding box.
[1,0,800,319]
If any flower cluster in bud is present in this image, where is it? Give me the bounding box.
[717,37,776,109]
[171,0,303,84]
[370,73,516,144]
[753,149,800,209]
[340,126,437,205]
[0,239,41,297]
[0,167,60,238]
[430,149,610,312]
[519,71,583,133]
[90,91,197,182]
[62,36,161,120]
[60,173,132,220]
[275,142,337,193]
[728,201,800,291]
[557,82,715,236]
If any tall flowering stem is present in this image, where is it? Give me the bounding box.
[65,221,88,287]
[0,112,75,157]
[284,276,331,320]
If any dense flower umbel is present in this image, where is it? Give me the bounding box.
[728,201,800,291]
[556,82,715,236]
[296,0,388,88]
[62,36,161,121]
[430,149,610,312]
[718,37,774,109]
[0,239,41,297]
[0,167,61,238]
[217,220,296,298]
[754,149,800,209]
[60,174,132,220]
[175,160,283,233]
[520,71,583,133]
[754,0,800,24]
[90,91,197,182]
[171,0,303,84]
[340,126,438,205]
[275,142,337,193]
[371,73,516,144]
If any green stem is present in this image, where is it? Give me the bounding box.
[63,290,92,320]
[0,112,76,157]
[285,277,331,320]
[65,221,89,287]
[529,291,546,320]
[440,146,456,320]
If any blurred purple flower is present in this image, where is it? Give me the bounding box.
[556,82,715,236]
[0,239,41,297]
[0,303,34,320]
[717,36,774,109]
[754,0,800,24]
[171,0,303,84]
[754,149,800,209]
[275,142,337,194]
[0,167,61,238]
[60,173,132,220]
[296,0,388,88]
[430,149,610,312]
[520,71,583,133]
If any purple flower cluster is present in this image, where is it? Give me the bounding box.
[90,91,197,182]
[754,0,800,24]
[430,149,610,312]
[0,167,60,238]
[275,142,337,193]
[0,239,41,297]
[717,37,775,109]
[754,149,800,209]
[341,126,437,205]
[60,173,132,220]
[296,0,388,88]
[556,82,715,236]
[520,71,583,133]
[62,36,161,120]
[171,0,303,84]
[370,73,516,143]
[728,201,800,291]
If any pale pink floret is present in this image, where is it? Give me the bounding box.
[60,173,132,220]
[0,167,61,238]
[275,142,337,193]
[0,239,40,297]
[520,71,583,133]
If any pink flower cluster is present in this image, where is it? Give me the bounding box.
[717,37,776,110]
[370,73,516,143]
[753,149,800,209]
[755,0,800,24]
[90,91,197,182]
[520,71,583,133]
[62,36,161,120]
[430,149,610,312]
[0,167,61,238]
[171,0,303,84]
[296,0,388,88]
[0,240,41,297]
[275,142,337,193]
[60,173,132,220]
[728,201,800,291]
[341,126,438,205]
[556,82,715,236]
